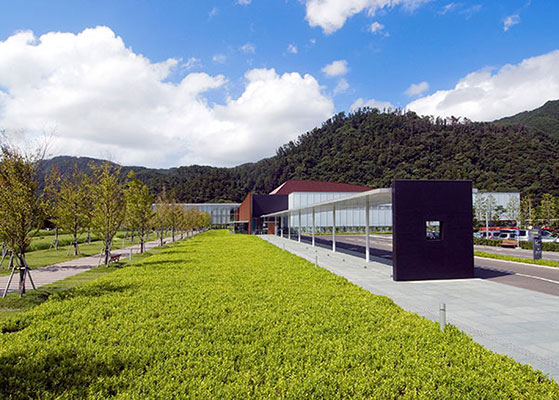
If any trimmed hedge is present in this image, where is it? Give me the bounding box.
[473,238,503,246]
[1,231,558,398]
[518,241,559,252]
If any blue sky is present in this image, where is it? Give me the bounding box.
[0,1,558,167]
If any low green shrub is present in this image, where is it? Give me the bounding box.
[518,241,559,252]
[1,231,557,398]
[473,238,503,246]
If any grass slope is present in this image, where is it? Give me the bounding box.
[1,231,557,398]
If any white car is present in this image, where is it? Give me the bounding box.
[516,229,530,241]
[498,231,517,240]
[475,231,501,239]
[540,230,558,243]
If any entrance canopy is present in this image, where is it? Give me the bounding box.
[260,188,392,218]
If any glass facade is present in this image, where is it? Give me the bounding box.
[178,203,240,226]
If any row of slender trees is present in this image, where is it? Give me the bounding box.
[473,193,559,229]
[0,144,211,295]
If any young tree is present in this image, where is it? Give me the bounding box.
[493,205,506,221]
[473,193,487,225]
[539,193,556,228]
[90,162,126,266]
[42,167,62,250]
[167,200,181,242]
[520,196,535,228]
[153,188,170,246]
[486,194,497,222]
[183,208,198,237]
[0,146,42,295]
[53,165,92,256]
[506,196,520,225]
[124,171,154,253]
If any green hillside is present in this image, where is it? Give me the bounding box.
[495,99,559,137]
[38,108,559,202]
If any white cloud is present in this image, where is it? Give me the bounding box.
[212,53,227,64]
[287,44,298,54]
[334,78,350,95]
[504,14,520,31]
[322,60,348,77]
[236,0,252,4]
[439,2,458,15]
[0,27,334,167]
[405,81,429,96]
[209,7,219,18]
[305,0,431,34]
[370,21,385,33]
[406,50,559,121]
[350,98,394,112]
[183,57,201,70]
[240,43,255,54]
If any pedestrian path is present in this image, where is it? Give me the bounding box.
[260,234,559,382]
[1,235,182,296]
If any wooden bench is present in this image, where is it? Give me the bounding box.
[500,239,517,248]
[109,254,123,263]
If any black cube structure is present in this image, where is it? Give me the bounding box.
[392,180,474,281]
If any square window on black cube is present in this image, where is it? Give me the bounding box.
[426,221,442,240]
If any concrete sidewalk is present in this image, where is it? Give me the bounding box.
[260,234,559,382]
[0,235,180,296]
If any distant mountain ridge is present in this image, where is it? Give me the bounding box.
[38,103,559,202]
[494,99,559,137]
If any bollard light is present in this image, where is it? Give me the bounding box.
[439,303,446,331]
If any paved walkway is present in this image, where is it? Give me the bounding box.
[260,234,559,382]
[0,235,188,295]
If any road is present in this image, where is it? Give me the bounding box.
[298,234,559,297]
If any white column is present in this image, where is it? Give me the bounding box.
[288,212,291,240]
[312,208,316,247]
[298,210,301,243]
[275,216,278,236]
[332,205,336,253]
[280,216,283,238]
[365,199,370,262]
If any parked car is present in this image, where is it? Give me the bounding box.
[475,231,501,239]
[517,229,529,241]
[540,230,558,243]
[498,232,517,240]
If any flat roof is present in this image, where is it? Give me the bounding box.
[261,188,392,218]
[270,179,371,195]
[177,203,240,206]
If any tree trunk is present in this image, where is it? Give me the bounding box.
[104,239,111,266]
[172,227,175,242]
[87,229,91,245]
[140,237,145,253]
[17,254,26,297]
[160,233,164,246]
[73,232,79,256]
[55,227,59,250]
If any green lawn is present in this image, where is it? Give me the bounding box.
[0,230,557,398]
[0,238,188,321]
[475,250,559,268]
[0,231,173,276]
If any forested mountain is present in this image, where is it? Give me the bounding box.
[38,108,559,202]
[495,99,559,138]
